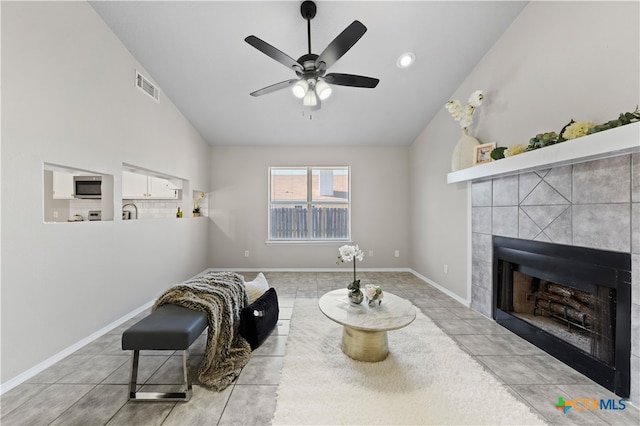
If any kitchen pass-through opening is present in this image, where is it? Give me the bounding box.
[493,236,631,398]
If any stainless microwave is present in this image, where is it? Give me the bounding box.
[73,176,102,199]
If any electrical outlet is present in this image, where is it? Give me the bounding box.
[394,250,400,258]
[244,250,249,257]
[369,250,374,257]
[443,264,448,274]
[53,211,59,218]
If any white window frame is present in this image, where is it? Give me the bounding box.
[268,166,351,242]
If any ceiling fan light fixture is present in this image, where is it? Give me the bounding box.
[303,87,318,106]
[397,52,415,68]
[292,79,308,98]
[315,79,332,100]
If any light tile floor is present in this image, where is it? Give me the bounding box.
[1,272,638,425]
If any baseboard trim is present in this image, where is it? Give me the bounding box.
[409,269,470,307]
[0,300,154,396]
[204,267,413,273]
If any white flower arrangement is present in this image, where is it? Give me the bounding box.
[504,144,527,157]
[364,284,383,307]
[446,90,484,130]
[193,192,205,213]
[562,120,596,140]
[337,244,364,291]
[338,244,364,263]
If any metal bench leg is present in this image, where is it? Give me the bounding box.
[128,350,140,399]
[128,350,193,402]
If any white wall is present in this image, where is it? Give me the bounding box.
[409,1,639,300]
[208,146,410,269]
[1,2,211,383]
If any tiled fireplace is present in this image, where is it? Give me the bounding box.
[470,153,639,404]
[493,235,631,397]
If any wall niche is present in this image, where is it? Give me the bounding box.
[43,163,114,223]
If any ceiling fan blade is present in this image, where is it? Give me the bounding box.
[324,73,379,88]
[250,79,298,97]
[315,20,367,71]
[245,36,302,72]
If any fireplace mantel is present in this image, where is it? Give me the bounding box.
[447,121,639,184]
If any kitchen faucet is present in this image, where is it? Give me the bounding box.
[122,203,138,220]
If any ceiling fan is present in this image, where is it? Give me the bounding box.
[245,0,379,110]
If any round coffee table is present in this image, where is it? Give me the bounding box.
[318,288,416,362]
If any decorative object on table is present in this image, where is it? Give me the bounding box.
[364,284,383,307]
[446,90,484,171]
[337,244,365,304]
[347,286,364,304]
[473,142,496,165]
[193,192,205,217]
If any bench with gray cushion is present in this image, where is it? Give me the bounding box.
[122,288,279,402]
[122,304,207,401]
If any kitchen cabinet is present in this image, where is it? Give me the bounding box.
[122,171,179,199]
[149,176,179,199]
[52,171,74,199]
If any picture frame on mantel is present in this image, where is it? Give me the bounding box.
[474,142,496,165]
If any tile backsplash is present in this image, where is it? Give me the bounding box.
[69,199,181,220]
[69,199,101,221]
[125,199,181,220]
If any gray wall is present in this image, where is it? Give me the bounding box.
[409,1,639,301]
[1,2,211,383]
[208,146,410,270]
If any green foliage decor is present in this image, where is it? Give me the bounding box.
[526,131,559,151]
[490,106,639,160]
[587,109,640,134]
[490,147,507,160]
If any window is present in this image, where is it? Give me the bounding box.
[269,167,350,241]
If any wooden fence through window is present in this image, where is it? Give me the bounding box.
[270,206,348,239]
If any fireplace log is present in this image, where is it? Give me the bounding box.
[537,290,591,314]
[535,298,592,326]
[547,283,594,305]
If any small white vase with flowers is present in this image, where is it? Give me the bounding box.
[364,284,383,307]
[445,90,484,171]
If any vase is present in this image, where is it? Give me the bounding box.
[451,129,480,171]
[348,289,363,304]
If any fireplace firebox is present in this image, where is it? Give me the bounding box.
[493,236,631,397]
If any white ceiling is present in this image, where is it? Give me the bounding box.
[90,1,527,147]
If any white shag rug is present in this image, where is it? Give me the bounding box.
[272,300,547,425]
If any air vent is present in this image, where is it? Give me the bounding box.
[135,71,159,102]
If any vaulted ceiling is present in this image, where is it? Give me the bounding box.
[90,1,527,147]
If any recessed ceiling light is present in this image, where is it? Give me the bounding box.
[397,52,415,68]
